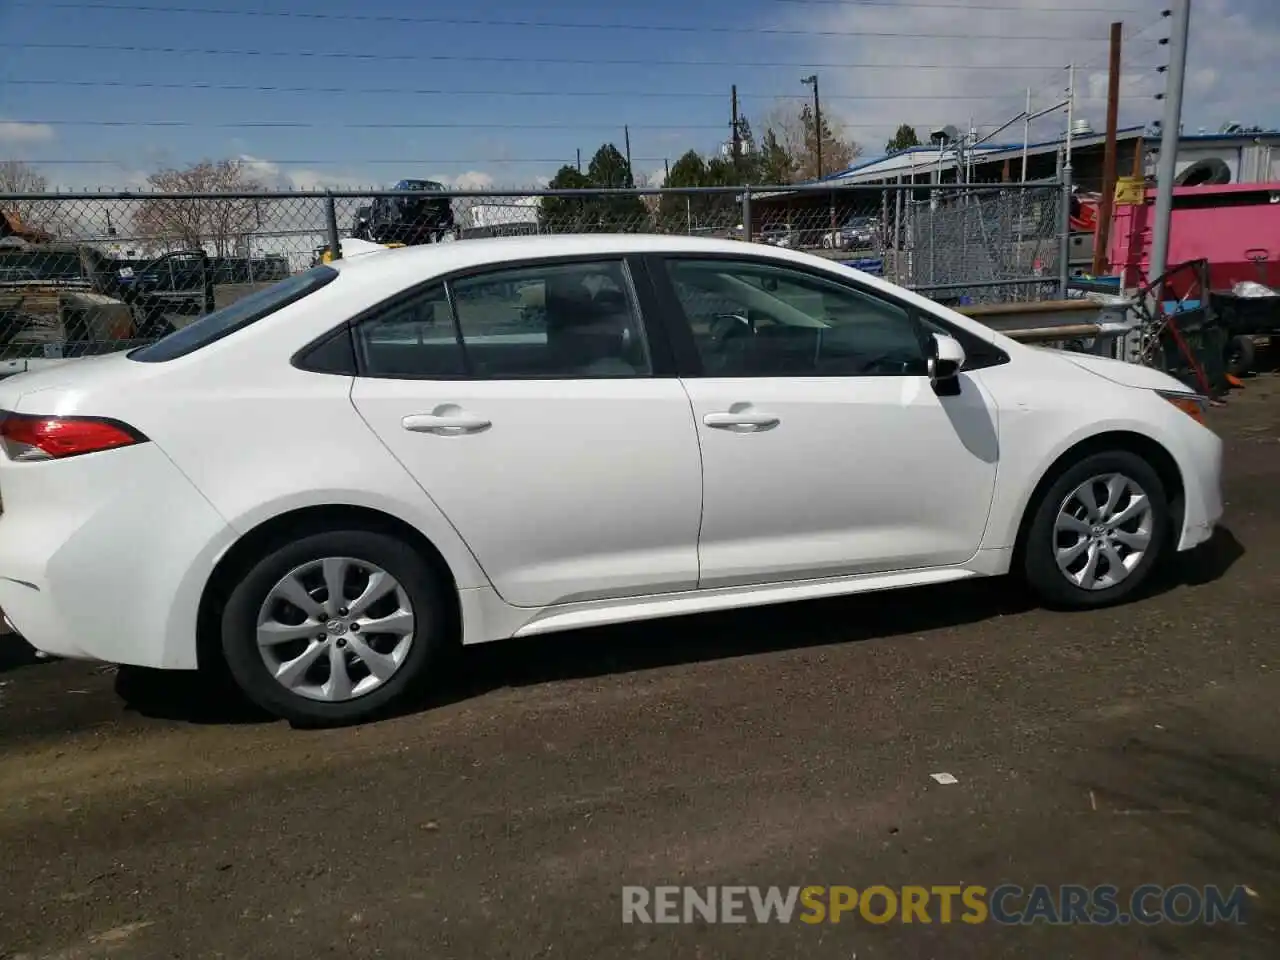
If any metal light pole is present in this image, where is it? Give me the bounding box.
[1150,0,1192,300]
[1020,88,1032,183]
[801,74,822,179]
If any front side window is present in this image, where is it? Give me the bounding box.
[664,259,927,377]
[449,260,651,378]
[130,265,338,362]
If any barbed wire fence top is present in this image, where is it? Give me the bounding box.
[1,181,1066,364]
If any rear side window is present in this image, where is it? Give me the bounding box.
[129,265,338,362]
[355,283,465,378]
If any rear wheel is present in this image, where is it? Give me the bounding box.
[220,529,448,726]
[1023,450,1171,609]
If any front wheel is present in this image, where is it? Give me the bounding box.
[1022,450,1172,609]
[220,529,449,726]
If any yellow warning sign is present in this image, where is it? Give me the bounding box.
[1115,177,1146,205]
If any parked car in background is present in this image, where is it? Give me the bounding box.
[760,227,797,249]
[0,235,1223,726]
[823,216,879,251]
[365,180,457,246]
[1,245,213,357]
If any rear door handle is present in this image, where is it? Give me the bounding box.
[703,411,780,431]
[402,412,492,435]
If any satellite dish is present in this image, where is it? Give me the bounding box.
[930,124,960,145]
[1220,121,1244,134]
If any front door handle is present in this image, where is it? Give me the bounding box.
[402,412,492,435]
[703,411,780,432]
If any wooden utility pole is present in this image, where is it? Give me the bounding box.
[731,84,741,179]
[576,148,581,173]
[1093,21,1124,275]
[801,75,822,179]
[623,126,633,186]
[813,78,822,178]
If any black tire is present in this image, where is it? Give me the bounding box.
[1226,335,1256,378]
[1022,450,1171,610]
[220,529,449,726]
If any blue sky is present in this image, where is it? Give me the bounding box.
[1,0,1276,190]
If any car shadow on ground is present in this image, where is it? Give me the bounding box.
[408,526,1246,713]
[0,636,49,675]
[108,525,1246,728]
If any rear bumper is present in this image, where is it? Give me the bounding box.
[0,442,235,669]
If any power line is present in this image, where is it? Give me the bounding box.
[0,42,1153,69]
[7,2,1125,39]
[16,120,723,130]
[966,12,1171,136]
[9,118,986,130]
[769,0,1146,9]
[3,79,1146,102]
[24,158,672,166]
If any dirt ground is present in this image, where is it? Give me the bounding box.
[1,380,1278,960]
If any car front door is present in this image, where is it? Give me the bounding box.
[648,255,1001,589]
[349,256,703,608]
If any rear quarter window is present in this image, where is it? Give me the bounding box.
[129,265,339,363]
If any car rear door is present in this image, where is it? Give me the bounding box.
[349,255,704,608]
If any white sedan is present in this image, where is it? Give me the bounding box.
[0,235,1223,725]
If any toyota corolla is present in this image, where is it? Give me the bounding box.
[0,235,1223,725]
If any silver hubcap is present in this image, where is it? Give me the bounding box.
[256,557,415,702]
[1055,473,1154,591]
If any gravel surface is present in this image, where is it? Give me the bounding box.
[1,379,1277,960]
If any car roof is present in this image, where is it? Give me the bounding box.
[330,233,812,283]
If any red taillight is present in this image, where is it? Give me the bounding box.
[0,410,147,462]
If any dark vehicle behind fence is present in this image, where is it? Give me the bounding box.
[352,205,373,241]
[365,180,457,245]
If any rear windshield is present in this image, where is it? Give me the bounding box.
[129,265,339,363]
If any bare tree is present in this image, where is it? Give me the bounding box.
[134,160,265,257]
[0,160,52,234]
[762,104,861,182]
[762,107,808,172]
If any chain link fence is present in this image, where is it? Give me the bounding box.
[2,182,1067,367]
[902,184,1064,305]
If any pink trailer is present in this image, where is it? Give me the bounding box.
[1107,182,1280,299]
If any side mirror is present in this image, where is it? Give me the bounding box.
[927,332,966,395]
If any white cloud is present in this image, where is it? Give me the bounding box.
[441,170,496,191]
[234,162,504,193]
[238,155,372,191]
[763,0,1278,160]
[284,168,374,191]
[642,166,668,187]
[238,154,282,182]
[43,166,150,192]
[0,121,55,144]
